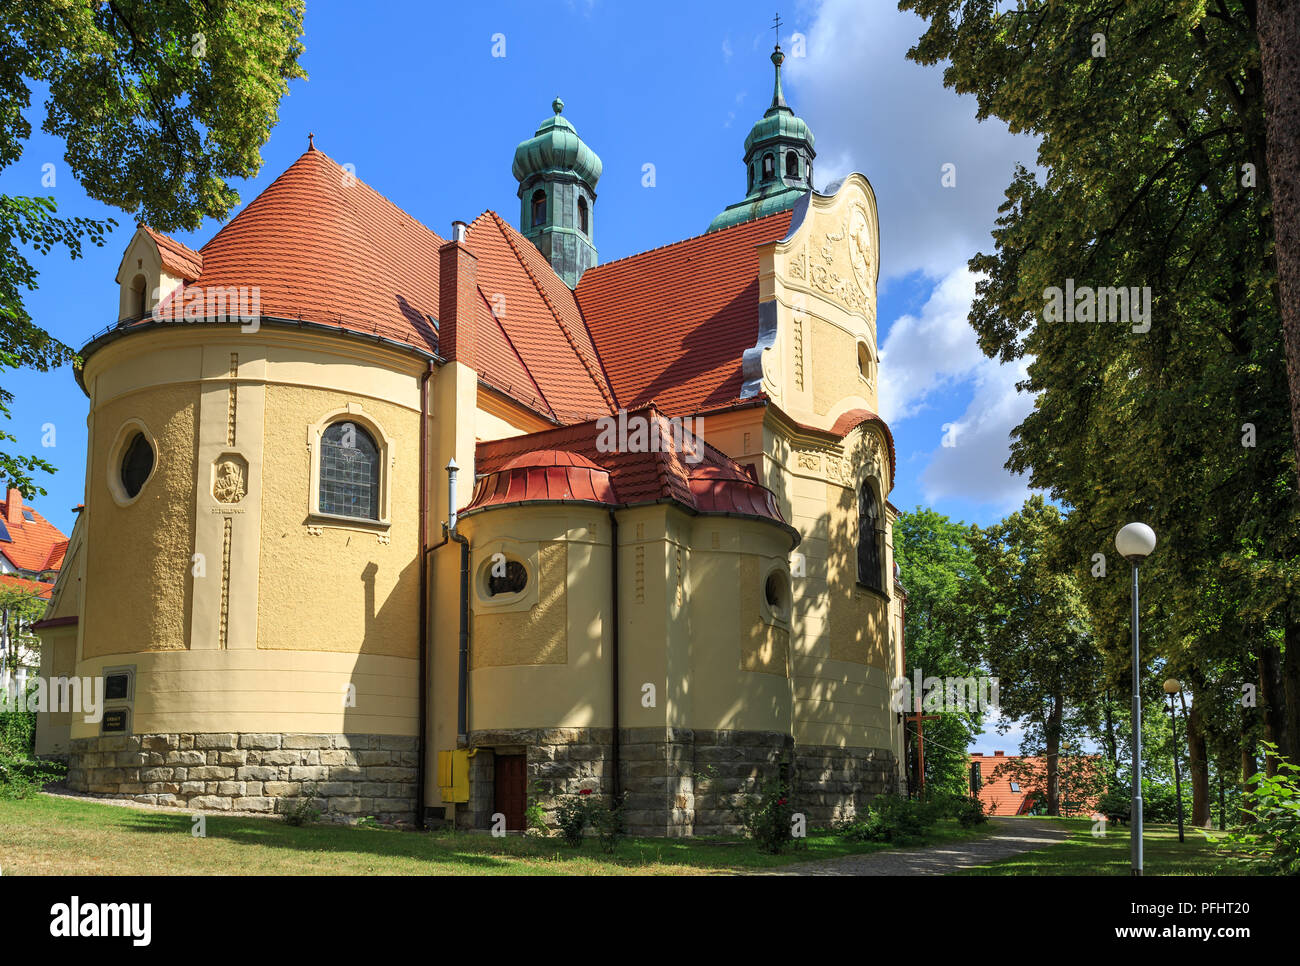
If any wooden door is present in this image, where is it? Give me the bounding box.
[493,754,527,831]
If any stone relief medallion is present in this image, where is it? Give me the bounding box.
[848,204,872,294]
[213,454,248,504]
[796,451,821,471]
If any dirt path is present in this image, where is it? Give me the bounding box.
[761,817,1072,876]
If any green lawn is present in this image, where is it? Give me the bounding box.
[0,793,993,875]
[957,817,1255,876]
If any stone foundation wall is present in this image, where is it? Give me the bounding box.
[457,728,893,838]
[67,733,418,826]
[793,744,898,826]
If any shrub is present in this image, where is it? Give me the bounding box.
[284,784,321,826]
[588,794,626,854]
[734,776,796,854]
[555,789,595,847]
[835,794,940,846]
[1224,742,1300,875]
[1096,786,1131,824]
[0,709,65,800]
[951,795,988,828]
[524,783,549,837]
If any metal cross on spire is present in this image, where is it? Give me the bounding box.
[772,12,782,47]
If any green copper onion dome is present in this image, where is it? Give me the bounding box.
[512,98,602,288]
[512,97,603,189]
[709,46,816,233]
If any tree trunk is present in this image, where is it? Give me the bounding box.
[1257,0,1300,492]
[1045,693,1063,815]
[1284,606,1300,764]
[1186,698,1211,828]
[1259,643,1285,775]
[1242,713,1257,824]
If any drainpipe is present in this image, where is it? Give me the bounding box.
[416,360,435,830]
[608,508,620,802]
[447,459,471,742]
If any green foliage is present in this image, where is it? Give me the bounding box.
[835,794,942,846]
[587,794,627,855]
[734,776,796,854]
[555,790,594,847]
[948,793,989,828]
[524,782,549,837]
[0,0,306,493]
[0,708,64,799]
[894,508,986,795]
[1223,743,1300,874]
[282,784,320,827]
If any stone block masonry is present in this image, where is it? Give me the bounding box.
[457,726,894,837]
[66,733,418,826]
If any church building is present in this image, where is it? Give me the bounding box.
[36,46,905,835]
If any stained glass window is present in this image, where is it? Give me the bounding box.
[319,421,379,520]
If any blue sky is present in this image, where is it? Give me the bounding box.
[3,1,1041,750]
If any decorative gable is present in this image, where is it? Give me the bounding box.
[113,225,203,321]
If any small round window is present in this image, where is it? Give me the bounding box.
[120,432,155,499]
[487,559,528,597]
[765,570,790,620]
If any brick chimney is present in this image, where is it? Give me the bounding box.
[438,221,477,368]
[5,486,22,526]
[993,750,1005,756]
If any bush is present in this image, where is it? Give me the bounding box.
[1224,742,1300,875]
[835,794,941,845]
[1096,786,1131,824]
[283,784,321,826]
[734,776,796,854]
[555,789,595,847]
[588,794,626,854]
[950,795,988,828]
[0,709,65,800]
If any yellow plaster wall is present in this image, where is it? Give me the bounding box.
[810,317,872,417]
[256,384,420,658]
[473,542,568,667]
[82,382,198,658]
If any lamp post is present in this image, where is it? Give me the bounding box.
[1116,522,1157,876]
[1163,678,1185,843]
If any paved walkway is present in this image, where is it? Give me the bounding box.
[762,817,1071,876]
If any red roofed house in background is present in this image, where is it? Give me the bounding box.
[970,751,1104,817]
[35,45,907,836]
[1,487,69,679]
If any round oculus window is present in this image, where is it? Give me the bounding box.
[487,559,528,597]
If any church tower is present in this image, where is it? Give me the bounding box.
[512,97,602,288]
[709,44,816,232]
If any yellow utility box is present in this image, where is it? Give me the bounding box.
[437,749,471,803]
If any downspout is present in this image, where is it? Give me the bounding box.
[608,508,620,801]
[447,460,471,741]
[416,360,434,830]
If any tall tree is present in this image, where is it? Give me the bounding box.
[893,508,986,795]
[969,497,1100,815]
[0,0,307,493]
[902,0,1300,777]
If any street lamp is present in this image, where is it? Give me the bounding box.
[1116,522,1157,876]
[1163,678,1185,843]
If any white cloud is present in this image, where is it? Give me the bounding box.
[919,356,1034,512]
[877,267,985,422]
[784,0,1038,280]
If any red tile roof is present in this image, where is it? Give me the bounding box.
[142,226,203,280]
[576,211,793,417]
[194,147,443,351]
[0,491,69,577]
[0,574,54,600]
[469,449,617,509]
[970,753,1103,817]
[464,212,614,421]
[470,406,794,539]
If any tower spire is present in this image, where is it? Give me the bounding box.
[769,44,788,113]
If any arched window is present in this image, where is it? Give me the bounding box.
[762,153,775,180]
[130,274,148,317]
[531,189,547,228]
[577,196,589,234]
[857,481,883,592]
[319,421,380,520]
[786,152,799,178]
[747,164,754,193]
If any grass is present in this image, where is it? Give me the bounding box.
[956,816,1256,876]
[0,793,995,876]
